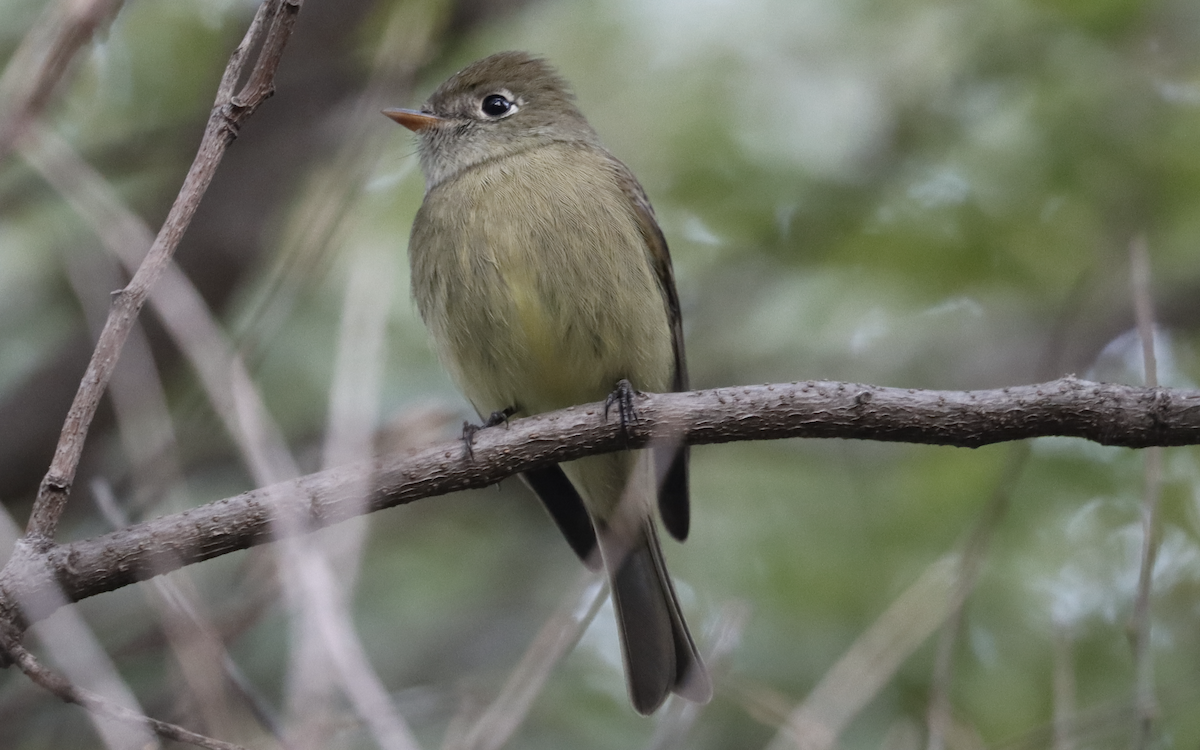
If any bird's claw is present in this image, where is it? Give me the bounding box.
[604,379,639,439]
[461,406,517,459]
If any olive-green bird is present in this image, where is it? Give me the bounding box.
[384,51,710,714]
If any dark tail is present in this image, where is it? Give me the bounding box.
[601,520,711,714]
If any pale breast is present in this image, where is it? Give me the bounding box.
[409,143,675,417]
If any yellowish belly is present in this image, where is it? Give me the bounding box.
[410,143,675,419]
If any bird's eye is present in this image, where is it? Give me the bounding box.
[481,94,515,118]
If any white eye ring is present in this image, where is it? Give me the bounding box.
[480,90,518,118]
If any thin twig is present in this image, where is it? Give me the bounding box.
[0,2,303,744]
[233,0,442,354]
[1127,235,1161,749]
[0,505,230,750]
[285,550,424,750]
[0,630,247,750]
[20,122,300,486]
[0,506,159,750]
[286,241,397,749]
[764,557,958,750]
[23,116,295,742]
[92,480,286,742]
[61,244,183,511]
[0,0,123,162]
[443,571,606,750]
[66,249,248,740]
[21,84,420,750]
[22,0,302,546]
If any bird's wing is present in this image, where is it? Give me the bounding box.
[610,158,691,542]
[522,465,600,569]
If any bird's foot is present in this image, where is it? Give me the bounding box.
[461,406,517,459]
[604,379,639,439]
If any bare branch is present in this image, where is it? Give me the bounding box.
[23,0,303,545]
[21,122,301,487]
[285,244,397,748]
[1,377,1199,630]
[20,60,420,750]
[4,4,305,741]
[92,480,283,741]
[0,505,159,750]
[764,558,957,750]
[0,0,123,161]
[0,630,248,750]
[284,550,424,750]
[444,571,605,750]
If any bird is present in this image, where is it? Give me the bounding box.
[384,51,710,715]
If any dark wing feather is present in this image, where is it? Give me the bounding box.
[609,157,691,542]
[522,465,600,569]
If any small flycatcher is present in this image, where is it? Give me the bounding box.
[385,51,709,714]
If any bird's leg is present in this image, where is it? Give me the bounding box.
[604,379,639,441]
[461,406,517,459]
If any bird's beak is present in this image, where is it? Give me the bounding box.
[382,108,442,132]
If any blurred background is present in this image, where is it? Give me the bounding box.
[1,0,1200,747]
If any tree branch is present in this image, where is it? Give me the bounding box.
[2,376,1199,629]
[0,629,247,750]
[23,0,303,546]
[1,1,304,742]
[0,0,123,162]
